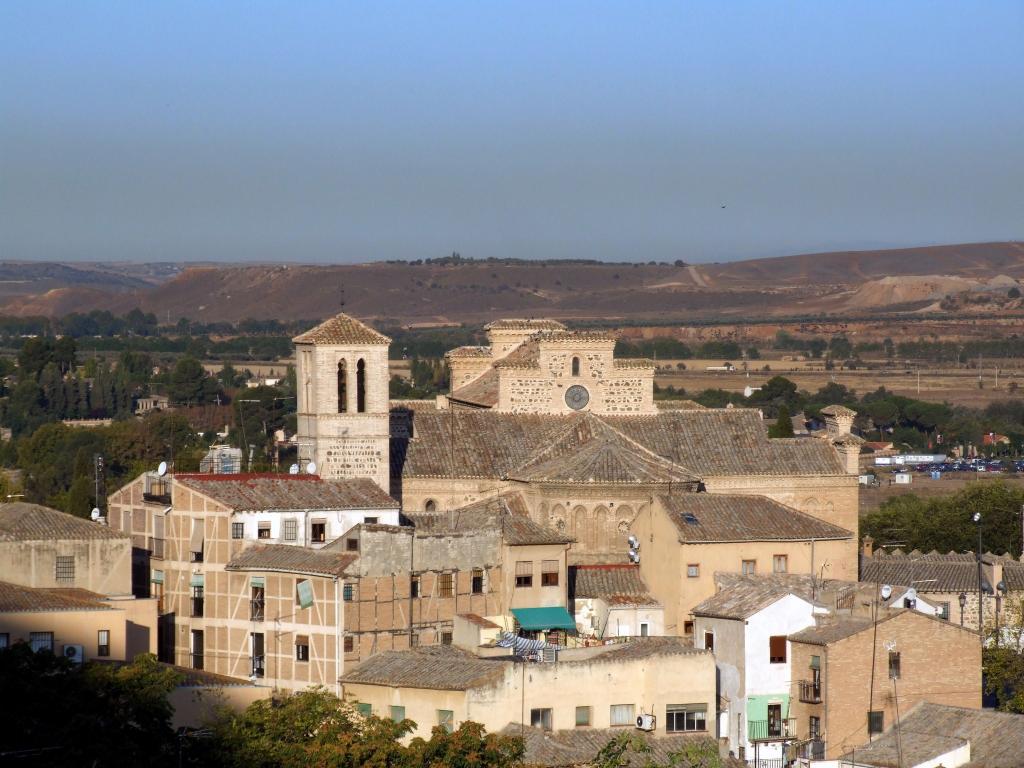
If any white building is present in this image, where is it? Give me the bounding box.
[570,564,664,638]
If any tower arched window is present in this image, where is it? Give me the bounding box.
[337,360,347,413]
[571,356,580,376]
[424,499,437,513]
[356,359,366,413]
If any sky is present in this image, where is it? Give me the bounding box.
[1,2,1022,264]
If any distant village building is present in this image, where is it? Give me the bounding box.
[198,444,243,474]
[134,394,170,416]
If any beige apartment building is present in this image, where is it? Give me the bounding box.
[787,608,981,763]
[341,632,716,740]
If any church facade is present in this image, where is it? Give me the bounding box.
[294,314,859,569]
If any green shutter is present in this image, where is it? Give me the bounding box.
[390,705,406,722]
[151,570,164,584]
[190,574,205,587]
[810,655,820,669]
[355,702,372,717]
[250,576,266,587]
[296,579,314,609]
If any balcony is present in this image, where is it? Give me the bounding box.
[748,718,797,742]
[190,652,204,670]
[799,679,822,704]
[250,599,265,622]
[148,536,165,559]
[797,740,826,760]
[251,655,265,678]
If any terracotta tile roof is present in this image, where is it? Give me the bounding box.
[613,358,655,369]
[341,645,508,690]
[449,367,500,408]
[292,313,391,345]
[540,330,618,344]
[659,493,854,544]
[504,725,736,768]
[175,475,397,511]
[408,493,573,546]
[0,581,114,613]
[842,702,1024,768]
[394,407,847,480]
[820,404,857,417]
[655,400,708,411]
[493,338,542,369]
[226,543,357,577]
[458,613,501,629]
[570,564,658,606]
[446,345,492,358]
[860,551,1024,592]
[508,415,700,485]
[484,319,567,332]
[0,502,127,542]
[692,579,816,620]
[789,608,976,646]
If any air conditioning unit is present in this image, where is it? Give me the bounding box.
[636,713,656,732]
[63,644,85,664]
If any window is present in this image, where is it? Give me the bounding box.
[251,585,265,621]
[769,635,787,664]
[441,631,453,646]
[683,621,694,635]
[640,622,649,637]
[283,519,297,541]
[773,554,788,574]
[343,583,356,602]
[311,520,326,543]
[337,360,348,413]
[888,651,901,679]
[575,706,592,727]
[356,359,366,412]
[541,560,559,587]
[687,564,700,578]
[191,585,204,618]
[346,538,358,551]
[937,601,950,620]
[355,702,371,716]
[30,632,54,653]
[189,519,204,563]
[439,572,454,598]
[610,704,635,727]
[809,716,821,740]
[97,630,110,657]
[471,568,485,594]
[437,709,454,733]
[742,559,757,576]
[390,706,406,722]
[365,517,378,525]
[190,630,204,670]
[666,703,707,732]
[231,522,244,539]
[295,635,309,662]
[411,575,420,598]
[55,556,74,582]
[0,633,8,649]
[704,631,715,651]
[868,710,884,734]
[516,561,533,588]
[571,356,580,376]
[344,636,355,653]
[258,522,271,539]
[424,499,437,513]
[531,708,553,731]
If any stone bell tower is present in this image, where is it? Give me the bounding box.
[293,313,392,492]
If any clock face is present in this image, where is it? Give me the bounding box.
[565,384,590,410]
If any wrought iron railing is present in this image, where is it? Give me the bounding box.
[799,679,822,703]
[748,718,796,741]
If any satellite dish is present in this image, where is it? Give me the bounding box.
[905,587,918,602]
[90,507,101,521]
[628,549,640,564]
[157,461,168,477]
[884,640,897,652]
[880,584,893,600]
[288,464,300,475]
[973,512,981,523]
[627,535,639,550]
[306,461,317,475]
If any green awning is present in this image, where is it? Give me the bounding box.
[511,606,576,632]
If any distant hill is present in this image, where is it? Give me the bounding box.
[0,242,1021,324]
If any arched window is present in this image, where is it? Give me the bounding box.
[571,356,580,376]
[337,360,347,413]
[356,359,366,413]
[424,499,437,513]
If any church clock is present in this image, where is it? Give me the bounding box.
[564,384,590,410]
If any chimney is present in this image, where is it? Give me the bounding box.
[821,405,856,439]
[862,535,874,558]
[835,440,861,475]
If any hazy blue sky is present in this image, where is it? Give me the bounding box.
[2,2,1022,263]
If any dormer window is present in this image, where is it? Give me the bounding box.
[571,356,580,376]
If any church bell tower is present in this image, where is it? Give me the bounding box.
[293,313,392,492]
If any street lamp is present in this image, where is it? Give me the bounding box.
[973,512,983,640]
[958,592,967,627]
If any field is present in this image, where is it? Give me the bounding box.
[858,472,1024,518]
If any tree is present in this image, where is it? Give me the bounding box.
[591,732,722,768]
[984,597,1024,712]
[769,405,795,438]
[170,357,219,405]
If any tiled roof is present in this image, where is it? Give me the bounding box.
[613,358,655,369]
[692,579,816,620]
[540,330,618,344]
[789,608,976,646]
[505,725,733,768]
[341,645,507,690]
[712,572,855,604]
[408,493,573,546]
[292,313,391,345]
[821,404,857,417]
[493,338,542,369]
[842,702,1024,768]
[449,367,499,408]
[446,346,492,358]
[0,502,127,542]
[571,564,658,606]
[226,544,357,577]
[394,407,847,480]
[484,319,567,332]
[175,475,397,511]
[655,400,708,411]
[860,550,1024,592]
[458,613,501,629]
[0,581,113,613]
[659,493,853,544]
[508,415,700,485]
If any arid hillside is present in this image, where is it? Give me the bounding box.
[1,241,1022,324]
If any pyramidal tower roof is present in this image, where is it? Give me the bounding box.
[293,313,391,346]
